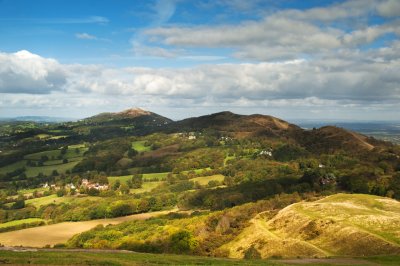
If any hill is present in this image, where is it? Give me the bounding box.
[222,194,400,259]
[82,107,172,125]
[169,111,301,138]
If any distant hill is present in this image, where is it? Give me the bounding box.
[222,193,400,258]
[82,107,172,125]
[167,111,392,153]
[169,111,301,138]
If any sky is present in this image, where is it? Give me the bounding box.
[0,0,399,121]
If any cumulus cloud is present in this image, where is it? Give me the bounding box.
[0,50,67,94]
[1,43,399,117]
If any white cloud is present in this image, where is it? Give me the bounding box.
[377,0,400,17]
[76,33,97,40]
[0,50,66,94]
[143,0,400,61]
[0,47,399,119]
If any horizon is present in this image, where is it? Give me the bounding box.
[0,0,399,120]
[1,107,400,124]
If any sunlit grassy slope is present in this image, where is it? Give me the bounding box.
[221,193,400,259]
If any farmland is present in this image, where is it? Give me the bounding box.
[0,209,174,247]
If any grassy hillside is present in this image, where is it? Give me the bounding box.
[222,194,400,259]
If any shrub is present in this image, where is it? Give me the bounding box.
[169,230,198,254]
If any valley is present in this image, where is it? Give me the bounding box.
[0,108,400,265]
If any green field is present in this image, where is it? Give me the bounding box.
[143,172,169,180]
[0,160,27,175]
[24,146,87,161]
[108,175,132,185]
[24,160,81,177]
[130,181,164,194]
[108,172,169,185]
[190,174,225,185]
[0,218,45,229]
[0,250,398,266]
[0,145,87,178]
[25,195,101,208]
[0,250,278,266]
[131,140,151,152]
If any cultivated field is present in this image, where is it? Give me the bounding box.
[131,140,151,152]
[0,209,175,247]
[190,174,225,185]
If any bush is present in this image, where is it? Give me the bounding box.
[244,245,261,259]
[169,230,198,254]
[11,199,25,209]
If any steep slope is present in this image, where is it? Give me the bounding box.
[221,194,400,259]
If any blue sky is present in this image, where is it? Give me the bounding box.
[0,0,399,120]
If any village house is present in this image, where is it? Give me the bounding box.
[81,178,108,191]
[259,149,273,157]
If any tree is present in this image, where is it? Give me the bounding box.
[88,187,100,196]
[244,245,261,259]
[119,183,130,194]
[57,189,66,197]
[389,173,400,199]
[12,196,25,209]
[132,174,143,189]
[170,230,198,254]
[126,179,133,188]
[60,147,67,155]
[112,180,121,191]
[128,148,138,158]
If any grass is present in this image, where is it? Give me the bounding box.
[25,195,101,208]
[0,210,173,248]
[24,160,81,177]
[0,218,45,229]
[223,193,400,259]
[130,181,164,194]
[132,141,151,152]
[0,160,27,175]
[24,146,87,161]
[143,172,169,181]
[190,174,225,185]
[108,172,169,185]
[0,145,87,178]
[108,175,132,185]
[0,250,281,266]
